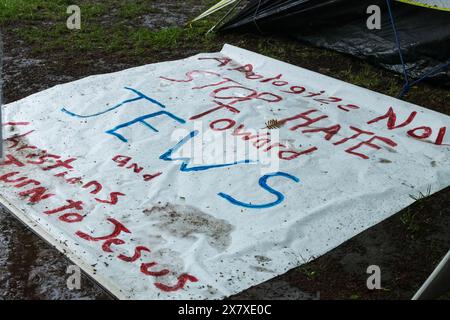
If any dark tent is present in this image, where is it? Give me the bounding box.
[219,0,450,90]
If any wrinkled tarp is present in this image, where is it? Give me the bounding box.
[1,45,450,299]
[220,0,450,86]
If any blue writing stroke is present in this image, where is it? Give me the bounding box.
[218,172,300,209]
[61,87,166,118]
[107,111,186,143]
[160,130,254,172]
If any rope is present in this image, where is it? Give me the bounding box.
[386,0,410,97]
[207,0,244,34]
[386,0,449,98]
[410,61,450,87]
[253,0,264,34]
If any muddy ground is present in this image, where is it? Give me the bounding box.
[0,0,449,300]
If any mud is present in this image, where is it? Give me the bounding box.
[230,279,320,300]
[0,206,111,300]
[141,2,205,30]
[144,203,234,252]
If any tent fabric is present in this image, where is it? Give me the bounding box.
[220,0,450,86]
[397,0,450,11]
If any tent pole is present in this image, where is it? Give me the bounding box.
[207,0,243,34]
[385,0,411,98]
[412,250,450,300]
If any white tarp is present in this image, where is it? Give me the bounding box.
[1,44,450,299]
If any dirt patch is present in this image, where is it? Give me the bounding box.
[255,255,272,263]
[230,279,320,300]
[231,187,450,300]
[144,203,234,252]
[141,1,206,30]
[0,206,112,300]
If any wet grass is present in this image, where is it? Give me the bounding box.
[399,186,433,235]
[2,0,219,55]
[341,64,400,96]
[0,0,69,23]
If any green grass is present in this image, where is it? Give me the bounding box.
[0,0,71,23]
[82,2,110,18]
[18,21,217,55]
[2,0,219,56]
[340,64,401,96]
[399,209,421,233]
[349,293,361,300]
[117,2,160,19]
[4,0,219,51]
[0,0,157,22]
[399,186,432,234]
[299,266,318,280]
[409,185,432,202]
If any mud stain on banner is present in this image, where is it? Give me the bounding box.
[144,203,234,251]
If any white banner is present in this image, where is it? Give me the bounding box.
[1,44,449,299]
